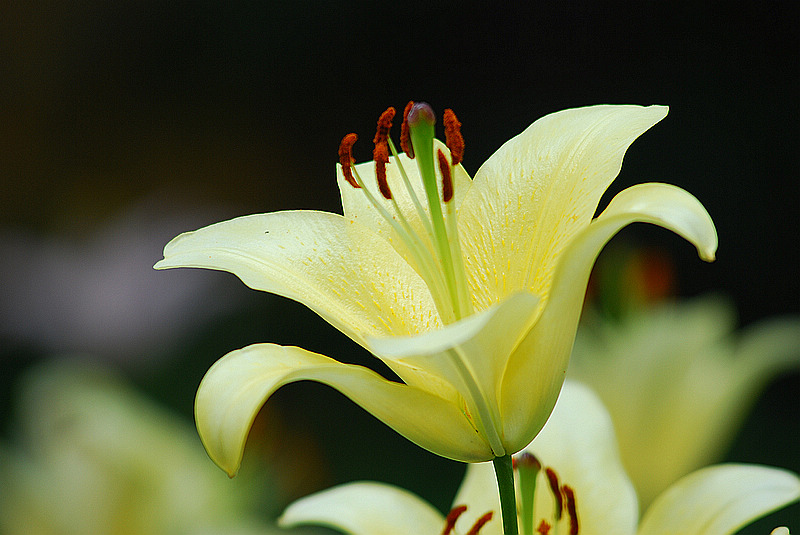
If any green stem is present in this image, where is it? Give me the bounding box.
[493,455,518,535]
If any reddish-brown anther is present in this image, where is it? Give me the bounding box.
[373,107,396,146]
[443,108,464,165]
[441,505,468,535]
[374,143,392,200]
[563,485,579,535]
[373,107,395,200]
[437,149,454,202]
[338,133,360,188]
[400,100,415,157]
[466,511,494,535]
[545,468,563,520]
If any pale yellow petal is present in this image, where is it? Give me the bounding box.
[499,183,717,454]
[733,315,800,385]
[459,104,669,311]
[195,343,492,476]
[638,464,800,535]
[450,463,503,535]
[338,140,472,271]
[154,211,440,343]
[279,481,444,535]
[366,291,541,457]
[570,297,800,509]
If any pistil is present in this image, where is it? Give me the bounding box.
[407,102,473,320]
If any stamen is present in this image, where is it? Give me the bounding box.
[441,505,468,535]
[545,468,563,520]
[338,133,359,188]
[443,108,464,165]
[536,520,552,535]
[372,107,395,200]
[437,149,454,202]
[466,511,493,535]
[563,485,579,535]
[374,142,392,199]
[400,100,415,157]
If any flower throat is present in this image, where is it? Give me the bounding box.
[338,101,473,325]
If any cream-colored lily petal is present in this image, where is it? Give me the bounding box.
[279,481,444,535]
[195,343,492,475]
[365,291,540,423]
[451,382,638,535]
[638,464,800,535]
[459,104,670,311]
[154,211,440,344]
[338,140,472,271]
[499,183,717,454]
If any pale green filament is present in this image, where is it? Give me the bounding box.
[445,186,474,317]
[387,138,435,240]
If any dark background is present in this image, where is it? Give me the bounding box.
[1,1,797,532]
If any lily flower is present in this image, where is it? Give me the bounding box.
[570,285,800,508]
[0,360,283,535]
[155,103,717,475]
[279,382,800,535]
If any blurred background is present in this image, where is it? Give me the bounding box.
[1,1,797,533]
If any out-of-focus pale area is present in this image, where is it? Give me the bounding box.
[0,360,283,534]
[1,2,797,533]
[0,200,250,364]
[570,248,800,512]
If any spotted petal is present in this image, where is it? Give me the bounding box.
[499,182,717,454]
[279,481,444,535]
[637,464,800,535]
[459,104,670,312]
[155,211,441,344]
[194,343,492,475]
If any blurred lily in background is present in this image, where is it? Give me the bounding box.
[0,198,249,367]
[156,104,717,476]
[0,359,298,535]
[569,249,800,508]
[279,382,800,535]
